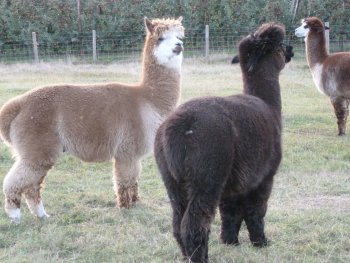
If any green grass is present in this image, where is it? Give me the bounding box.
[0,56,350,262]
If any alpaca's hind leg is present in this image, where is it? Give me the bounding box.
[170,185,188,258]
[331,97,349,136]
[23,170,50,219]
[181,178,226,262]
[3,160,51,223]
[219,195,244,245]
[113,158,141,208]
[163,176,188,258]
[154,146,188,257]
[3,161,23,223]
[243,176,273,247]
[181,196,218,263]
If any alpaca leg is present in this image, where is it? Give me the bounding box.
[243,177,273,247]
[3,161,23,224]
[23,172,50,219]
[165,175,188,258]
[331,97,349,136]
[181,178,225,262]
[154,145,188,257]
[181,196,217,263]
[113,158,141,208]
[171,190,188,259]
[219,195,244,245]
[3,160,51,223]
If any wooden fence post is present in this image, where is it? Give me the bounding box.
[325,21,330,53]
[32,32,39,63]
[92,30,97,62]
[205,25,209,59]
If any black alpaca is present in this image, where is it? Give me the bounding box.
[154,23,292,262]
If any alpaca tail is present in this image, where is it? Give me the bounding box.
[0,98,22,144]
[157,114,194,181]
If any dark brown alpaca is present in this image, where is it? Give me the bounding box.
[154,23,292,262]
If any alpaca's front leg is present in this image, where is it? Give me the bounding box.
[331,97,349,136]
[243,176,273,247]
[113,158,141,208]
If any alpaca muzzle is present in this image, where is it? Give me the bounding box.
[173,44,183,55]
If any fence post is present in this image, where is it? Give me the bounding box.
[92,30,97,62]
[325,21,330,53]
[205,25,209,59]
[32,32,39,63]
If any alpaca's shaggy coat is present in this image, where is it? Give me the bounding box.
[295,17,350,135]
[0,17,184,223]
[155,23,292,262]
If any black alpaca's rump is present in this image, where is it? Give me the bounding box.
[155,22,292,263]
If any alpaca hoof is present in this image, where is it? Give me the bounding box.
[10,217,20,225]
[38,213,50,219]
[7,208,21,225]
[36,201,49,219]
[116,185,139,208]
[221,238,240,246]
[117,196,138,209]
[252,238,270,247]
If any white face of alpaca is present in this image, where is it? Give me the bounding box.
[153,29,184,72]
[295,21,309,39]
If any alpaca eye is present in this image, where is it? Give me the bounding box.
[303,25,309,29]
[158,37,165,42]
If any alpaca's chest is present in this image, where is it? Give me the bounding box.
[311,63,338,97]
[140,103,164,153]
[311,63,327,95]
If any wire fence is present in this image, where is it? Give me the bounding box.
[1,25,350,64]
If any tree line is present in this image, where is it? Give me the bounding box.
[0,0,349,47]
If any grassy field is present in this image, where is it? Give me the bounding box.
[0,55,349,263]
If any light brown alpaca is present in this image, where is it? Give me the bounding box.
[0,17,184,224]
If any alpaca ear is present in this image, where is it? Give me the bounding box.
[318,23,330,32]
[144,17,154,33]
[177,16,183,22]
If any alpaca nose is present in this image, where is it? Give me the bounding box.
[173,42,183,54]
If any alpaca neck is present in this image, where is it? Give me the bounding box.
[140,54,181,116]
[243,72,281,112]
[306,31,328,67]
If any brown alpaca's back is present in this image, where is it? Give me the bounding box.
[0,17,184,224]
[1,84,143,162]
